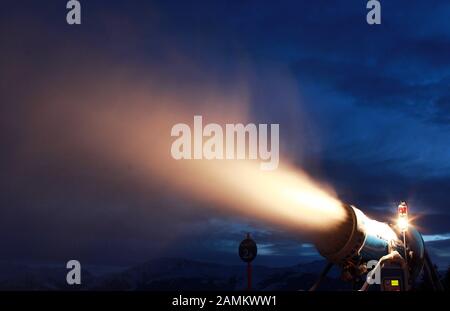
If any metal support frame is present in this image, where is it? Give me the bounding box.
[308,262,334,291]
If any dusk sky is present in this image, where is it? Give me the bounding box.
[1,0,449,270]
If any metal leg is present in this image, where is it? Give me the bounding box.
[309,262,333,291]
[423,250,444,291]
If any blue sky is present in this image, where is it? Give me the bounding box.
[0,1,449,269]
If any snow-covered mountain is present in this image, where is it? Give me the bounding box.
[0,258,350,290]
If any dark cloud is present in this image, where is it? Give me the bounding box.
[310,156,450,216]
[292,58,450,125]
[433,93,450,124]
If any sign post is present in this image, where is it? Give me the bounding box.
[239,233,257,290]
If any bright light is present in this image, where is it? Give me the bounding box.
[364,216,398,242]
[397,217,409,232]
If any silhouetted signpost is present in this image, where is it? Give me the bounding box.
[239,233,257,290]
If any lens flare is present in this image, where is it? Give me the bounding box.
[397,217,409,232]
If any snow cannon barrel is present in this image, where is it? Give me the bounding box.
[315,204,400,264]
